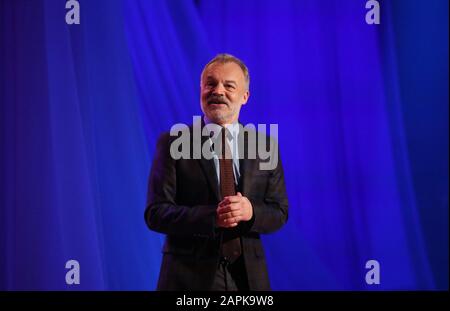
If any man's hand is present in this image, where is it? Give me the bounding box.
[216,192,253,228]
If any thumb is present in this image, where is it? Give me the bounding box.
[237,192,243,197]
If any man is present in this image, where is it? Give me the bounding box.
[145,54,288,290]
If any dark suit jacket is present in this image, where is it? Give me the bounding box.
[145,120,289,290]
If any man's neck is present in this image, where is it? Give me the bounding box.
[203,116,238,127]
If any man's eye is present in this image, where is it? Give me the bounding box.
[225,85,235,89]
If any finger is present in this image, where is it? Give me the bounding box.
[237,192,243,197]
[217,203,231,213]
[218,219,238,228]
[231,215,242,223]
[225,216,240,224]
[222,195,242,203]
[231,210,243,217]
[218,203,241,214]
[218,203,237,212]
[221,213,233,221]
[220,211,242,220]
[223,219,238,227]
[218,198,231,206]
[219,212,228,220]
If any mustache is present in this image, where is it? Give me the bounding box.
[207,95,229,106]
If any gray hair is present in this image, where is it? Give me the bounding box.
[201,53,250,90]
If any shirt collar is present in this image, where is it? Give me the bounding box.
[203,116,240,141]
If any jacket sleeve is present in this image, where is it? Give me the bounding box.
[243,139,289,235]
[144,132,218,238]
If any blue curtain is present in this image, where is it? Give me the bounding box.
[0,0,447,290]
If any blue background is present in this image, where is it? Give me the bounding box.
[0,0,448,290]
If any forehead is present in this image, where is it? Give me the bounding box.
[203,62,245,82]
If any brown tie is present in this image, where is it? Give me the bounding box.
[219,127,242,264]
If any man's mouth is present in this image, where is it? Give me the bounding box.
[208,100,228,106]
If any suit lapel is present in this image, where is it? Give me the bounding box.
[197,120,220,201]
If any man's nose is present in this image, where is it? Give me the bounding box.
[212,83,226,96]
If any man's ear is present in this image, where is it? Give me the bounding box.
[242,90,250,105]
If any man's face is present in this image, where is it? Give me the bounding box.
[200,62,249,125]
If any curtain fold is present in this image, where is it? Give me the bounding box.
[0,0,446,290]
